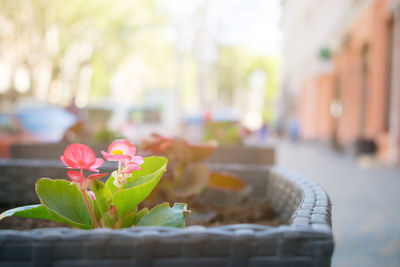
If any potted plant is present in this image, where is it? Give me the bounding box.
[139,134,285,227]
[202,121,275,165]
[0,139,333,266]
[1,140,190,229]
[140,134,245,200]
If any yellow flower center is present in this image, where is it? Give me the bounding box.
[112,149,124,155]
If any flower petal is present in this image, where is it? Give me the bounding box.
[131,156,144,165]
[87,191,96,200]
[67,170,85,183]
[60,156,68,166]
[63,143,96,169]
[61,154,80,169]
[121,162,142,174]
[101,151,131,161]
[127,146,137,158]
[107,139,134,154]
[87,173,108,180]
[88,158,104,172]
[108,139,136,157]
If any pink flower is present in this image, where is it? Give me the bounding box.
[101,140,136,161]
[60,143,104,172]
[66,170,107,191]
[121,162,142,174]
[101,139,144,173]
[60,143,107,190]
[102,139,144,187]
[87,190,96,201]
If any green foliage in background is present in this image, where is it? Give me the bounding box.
[0,0,280,119]
[0,0,170,101]
[203,121,241,145]
[215,45,280,124]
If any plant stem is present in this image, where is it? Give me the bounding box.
[114,218,123,229]
[81,190,99,228]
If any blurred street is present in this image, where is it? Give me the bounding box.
[277,140,400,267]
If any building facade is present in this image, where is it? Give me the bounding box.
[281,0,400,165]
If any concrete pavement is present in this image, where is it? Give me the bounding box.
[276,140,400,267]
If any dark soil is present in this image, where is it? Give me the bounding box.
[187,197,281,227]
[0,198,280,230]
[0,216,68,230]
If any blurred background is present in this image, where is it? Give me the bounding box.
[0,0,399,266]
[0,0,281,148]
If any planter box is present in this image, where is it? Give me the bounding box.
[0,165,333,267]
[10,143,275,165]
[0,159,116,205]
[206,145,275,165]
[9,143,106,160]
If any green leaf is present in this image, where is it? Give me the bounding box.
[0,204,50,221]
[106,156,169,196]
[36,178,93,228]
[118,210,137,228]
[138,203,189,228]
[92,180,113,227]
[0,204,90,228]
[125,156,168,184]
[105,174,118,194]
[113,156,167,217]
[134,207,149,225]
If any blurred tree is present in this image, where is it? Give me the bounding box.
[213,45,280,124]
[243,54,280,124]
[0,0,280,124]
[0,0,169,106]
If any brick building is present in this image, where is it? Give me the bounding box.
[281,0,400,165]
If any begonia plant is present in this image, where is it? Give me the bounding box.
[140,133,244,202]
[0,140,190,229]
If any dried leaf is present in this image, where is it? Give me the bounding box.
[208,172,244,191]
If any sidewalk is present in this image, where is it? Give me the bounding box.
[276,140,400,267]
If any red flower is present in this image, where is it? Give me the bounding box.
[60,143,104,172]
[60,143,107,190]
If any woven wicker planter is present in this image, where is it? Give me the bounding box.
[0,159,116,205]
[0,164,333,267]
